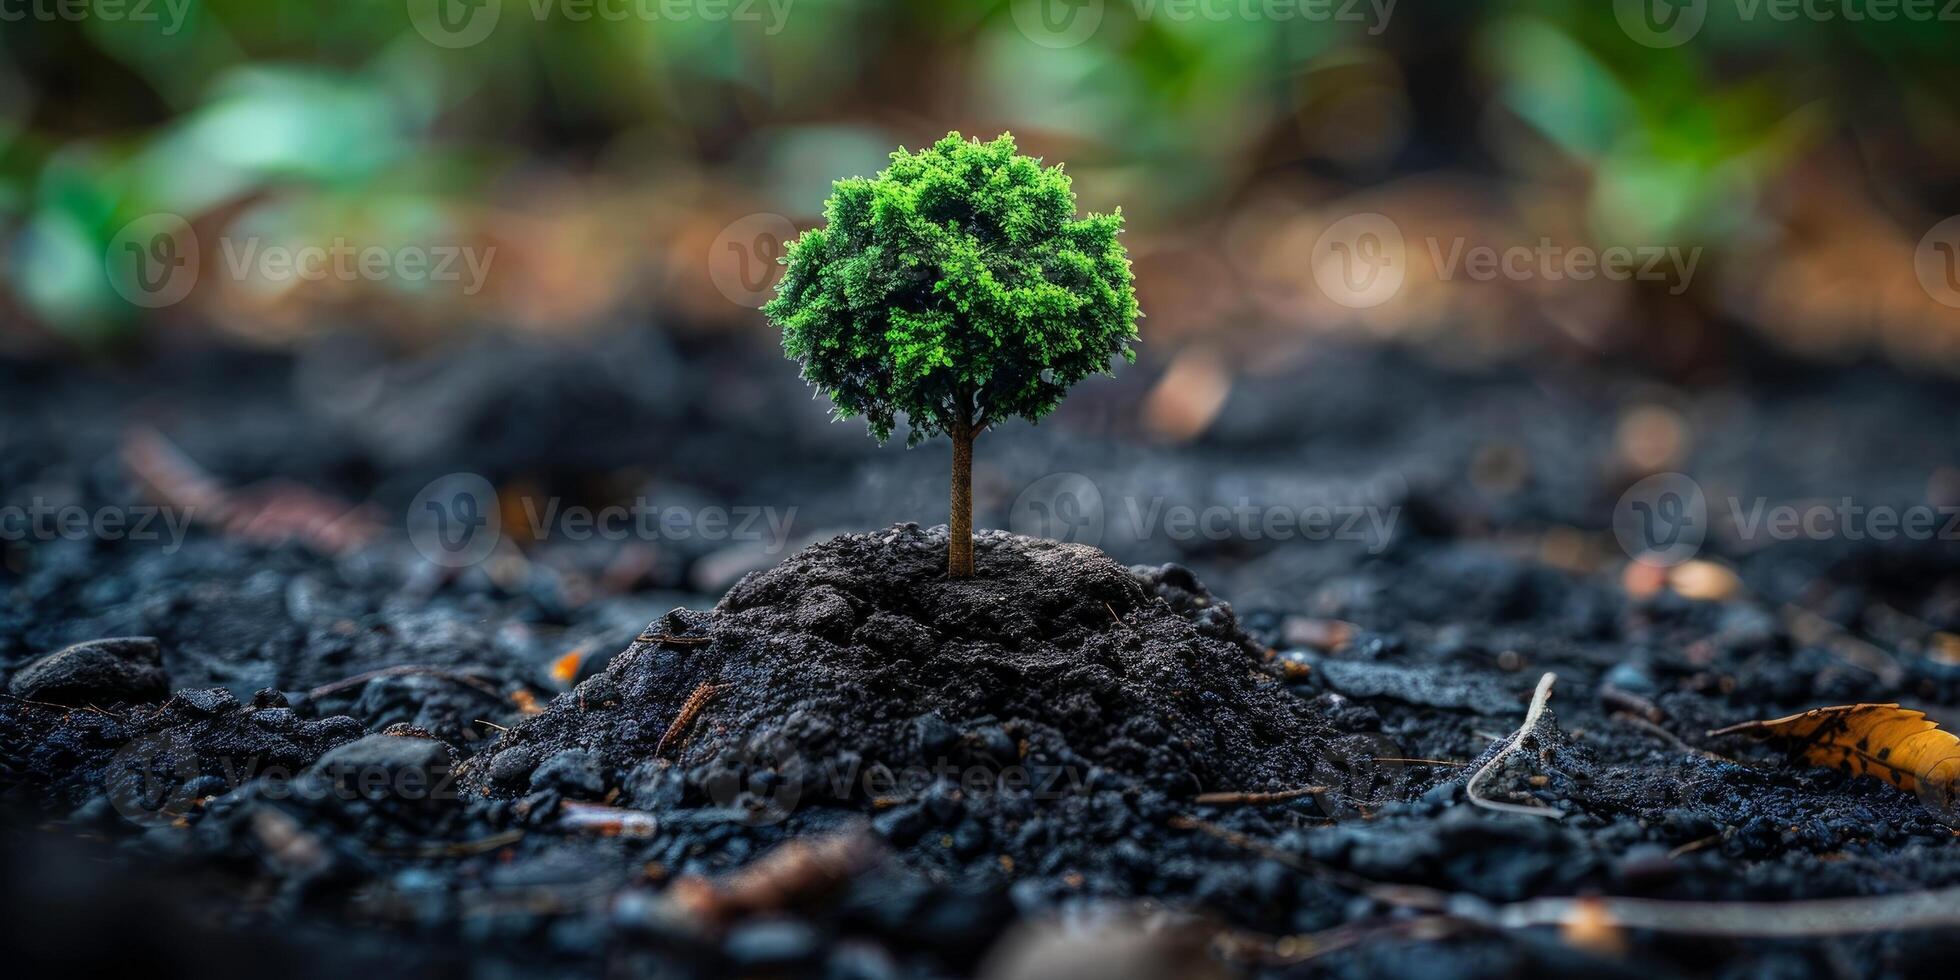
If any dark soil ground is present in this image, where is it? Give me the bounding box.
[4,330,1960,978]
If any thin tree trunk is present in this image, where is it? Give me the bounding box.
[948,417,975,578]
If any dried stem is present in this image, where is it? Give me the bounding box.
[306,664,507,703]
[1194,785,1328,806]
[1178,814,1960,940]
[1465,672,1562,818]
[637,630,712,647]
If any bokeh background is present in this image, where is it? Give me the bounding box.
[6,0,1959,365]
[4,0,1960,622]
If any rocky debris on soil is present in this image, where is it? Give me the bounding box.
[1307,656,1523,713]
[0,686,365,819]
[9,340,1960,979]
[8,636,169,705]
[468,524,1338,865]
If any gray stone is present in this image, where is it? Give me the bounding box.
[8,636,167,704]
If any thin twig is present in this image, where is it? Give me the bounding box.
[637,630,712,647]
[380,829,526,858]
[1498,886,1960,937]
[1,693,118,716]
[306,664,507,702]
[1217,916,1463,966]
[1177,814,1960,940]
[1465,672,1562,818]
[1104,602,1135,636]
[1666,834,1720,859]
[1599,683,1664,723]
[1194,785,1328,806]
[1611,711,1731,762]
[1367,757,1470,767]
[559,801,659,838]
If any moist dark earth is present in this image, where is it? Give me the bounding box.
[4,330,1960,978]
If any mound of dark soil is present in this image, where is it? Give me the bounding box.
[470,524,1335,827]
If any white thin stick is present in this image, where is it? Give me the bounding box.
[1499,885,1960,936]
[1465,672,1562,818]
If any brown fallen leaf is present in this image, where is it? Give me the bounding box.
[1710,704,1960,817]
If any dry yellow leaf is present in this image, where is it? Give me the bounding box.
[1710,704,1960,817]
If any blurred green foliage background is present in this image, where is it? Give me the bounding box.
[3,0,1958,371]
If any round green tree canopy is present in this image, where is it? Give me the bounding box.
[765,132,1140,445]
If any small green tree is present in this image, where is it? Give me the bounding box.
[765,132,1140,578]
